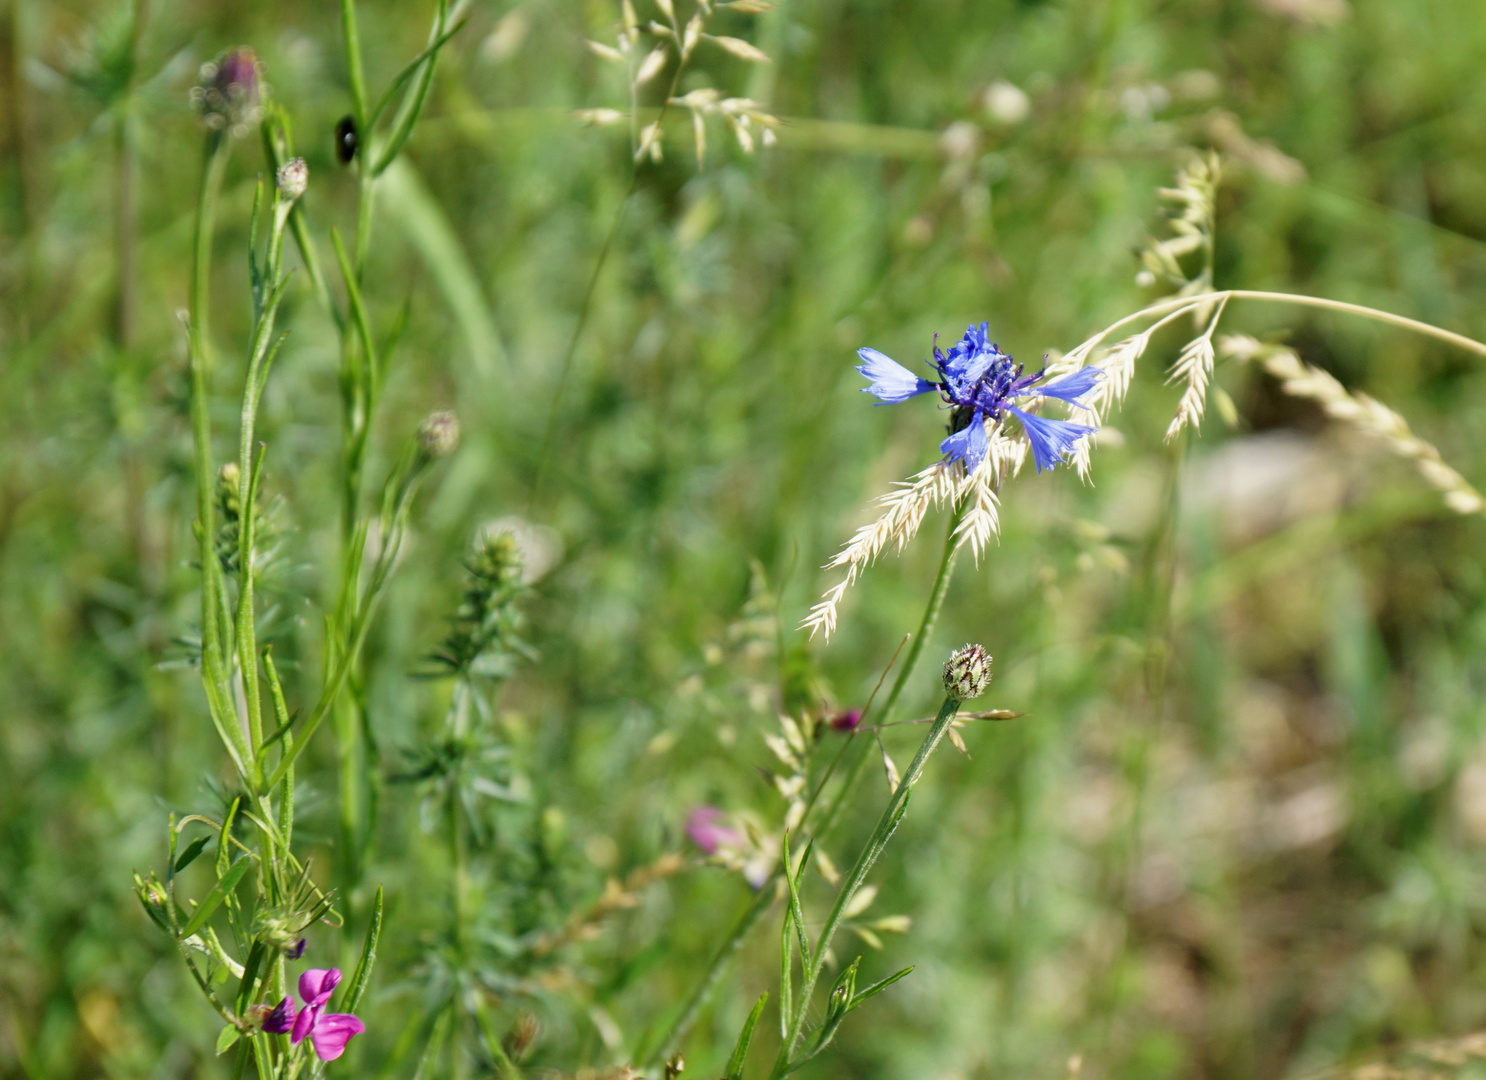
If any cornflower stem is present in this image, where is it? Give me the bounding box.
[770,692,965,1078]
[644,495,969,1066]
[810,493,969,843]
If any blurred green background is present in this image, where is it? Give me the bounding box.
[8,0,1486,1076]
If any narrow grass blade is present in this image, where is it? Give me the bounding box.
[724,992,768,1080]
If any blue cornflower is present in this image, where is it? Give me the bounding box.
[857,323,1102,472]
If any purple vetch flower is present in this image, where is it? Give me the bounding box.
[686,807,744,855]
[685,807,774,890]
[856,323,1101,473]
[829,709,863,732]
[262,968,365,1062]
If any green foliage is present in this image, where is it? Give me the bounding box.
[7,0,1486,1078]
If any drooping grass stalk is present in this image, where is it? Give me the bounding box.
[770,691,966,1077]
[1077,289,1486,361]
[645,494,970,1065]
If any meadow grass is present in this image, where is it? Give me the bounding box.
[7,1,1486,1078]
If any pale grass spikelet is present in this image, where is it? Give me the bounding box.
[682,14,704,57]
[674,91,781,157]
[1137,153,1219,295]
[801,460,962,639]
[636,121,663,162]
[707,34,772,63]
[634,44,670,85]
[574,108,628,126]
[587,39,626,63]
[1221,335,1486,517]
[1162,301,1225,441]
[952,456,1003,564]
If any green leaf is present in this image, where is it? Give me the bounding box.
[782,833,813,973]
[372,1,460,176]
[343,884,383,1012]
[724,992,768,1080]
[216,1023,242,1055]
[216,798,240,878]
[849,965,914,1009]
[366,16,469,133]
[179,856,254,939]
[173,835,211,873]
[235,941,265,1014]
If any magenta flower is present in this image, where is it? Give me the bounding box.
[686,807,744,855]
[261,968,365,1062]
[829,709,863,732]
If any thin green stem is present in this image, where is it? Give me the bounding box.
[188,134,253,776]
[340,0,369,130]
[808,492,968,845]
[771,693,964,1078]
[643,495,969,1066]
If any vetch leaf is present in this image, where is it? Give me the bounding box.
[179,856,253,939]
[174,835,211,873]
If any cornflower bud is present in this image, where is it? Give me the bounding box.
[276,157,308,201]
[417,410,460,459]
[191,47,266,137]
[942,643,992,701]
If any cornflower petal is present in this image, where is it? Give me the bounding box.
[856,347,936,404]
[1007,406,1095,472]
[939,412,989,471]
[309,1013,367,1061]
[1035,366,1103,405]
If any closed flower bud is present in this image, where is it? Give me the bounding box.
[191,47,266,137]
[417,410,460,459]
[276,157,308,201]
[941,643,992,700]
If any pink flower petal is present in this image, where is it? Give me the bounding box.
[290,1003,317,1045]
[298,968,342,1008]
[310,1012,367,1061]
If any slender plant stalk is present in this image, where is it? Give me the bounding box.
[771,692,965,1077]
[1076,289,1486,360]
[644,494,970,1065]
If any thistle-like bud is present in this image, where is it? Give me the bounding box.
[941,643,992,701]
[253,906,311,956]
[417,410,460,459]
[276,157,308,201]
[191,47,266,137]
